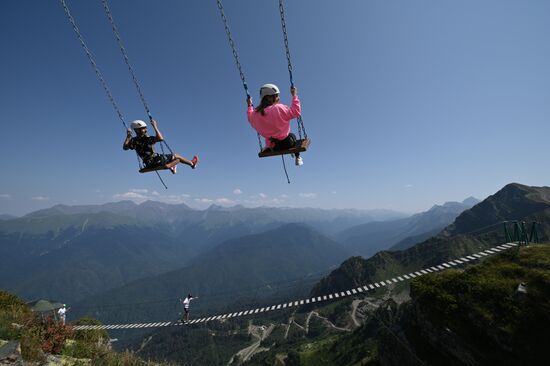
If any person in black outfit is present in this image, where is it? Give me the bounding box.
[123,119,198,174]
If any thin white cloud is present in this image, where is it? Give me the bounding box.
[233,188,243,195]
[113,192,148,201]
[113,189,190,204]
[259,193,267,198]
[161,194,190,204]
[299,193,317,199]
[216,198,235,205]
[279,194,289,199]
[195,198,213,204]
[331,191,337,195]
[405,184,413,189]
[32,196,50,201]
[0,194,11,199]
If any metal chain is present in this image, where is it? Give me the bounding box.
[102,0,174,157]
[279,0,294,86]
[61,0,169,188]
[59,0,128,130]
[216,0,250,97]
[278,0,307,140]
[101,0,152,121]
[216,0,263,150]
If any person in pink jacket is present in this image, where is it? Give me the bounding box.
[247,83,303,166]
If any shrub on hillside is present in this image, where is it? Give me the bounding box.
[63,317,109,359]
[20,316,73,360]
[41,317,74,354]
[92,350,174,366]
[0,290,31,339]
[20,324,46,363]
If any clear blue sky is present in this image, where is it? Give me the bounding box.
[1,0,549,216]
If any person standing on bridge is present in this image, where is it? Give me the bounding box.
[179,294,198,322]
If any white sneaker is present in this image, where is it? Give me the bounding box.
[295,156,304,166]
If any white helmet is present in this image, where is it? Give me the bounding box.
[131,120,147,130]
[260,84,280,99]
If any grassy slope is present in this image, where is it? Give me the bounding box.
[404,244,550,365]
[244,244,550,366]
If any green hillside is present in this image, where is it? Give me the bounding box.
[241,244,550,366]
[311,183,550,297]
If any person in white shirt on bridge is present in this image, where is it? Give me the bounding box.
[179,294,198,322]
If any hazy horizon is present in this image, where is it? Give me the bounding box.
[0,191,485,217]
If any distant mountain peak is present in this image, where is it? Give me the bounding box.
[207,204,223,211]
[462,196,480,206]
[444,183,550,236]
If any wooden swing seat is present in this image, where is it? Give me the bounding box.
[258,138,311,158]
[139,159,178,173]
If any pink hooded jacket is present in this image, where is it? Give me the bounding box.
[247,96,301,148]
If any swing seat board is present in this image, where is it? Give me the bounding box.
[258,138,311,158]
[139,160,178,173]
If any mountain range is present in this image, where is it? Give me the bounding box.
[71,224,351,324]
[337,197,480,257]
[312,183,550,299]
[0,202,404,304]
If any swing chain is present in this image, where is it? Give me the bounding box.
[102,0,175,157]
[61,0,169,188]
[59,0,128,130]
[102,0,152,121]
[278,0,307,140]
[278,0,294,86]
[216,0,263,150]
[216,0,250,98]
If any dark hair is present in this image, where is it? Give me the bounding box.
[254,95,277,116]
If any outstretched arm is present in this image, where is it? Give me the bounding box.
[151,119,164,142]
[123,129,132,150]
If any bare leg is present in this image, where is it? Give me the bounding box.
[174,154,198,169]
[173,153,194,167]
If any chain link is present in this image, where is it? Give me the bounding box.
[59,0,128,130]
[216,0,263,150]
[61,0,170,188]
[102,0,174,156]
[278,0,307,140]
[279,0,294,86]
[101,0,152,121]
[216,0,249,97]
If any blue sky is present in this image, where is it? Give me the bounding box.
[1,0,549,216]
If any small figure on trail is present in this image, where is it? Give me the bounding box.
[57,304,70,326]
[247,84,303,166]
[123,119,198,174]
[179,294,198,322]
